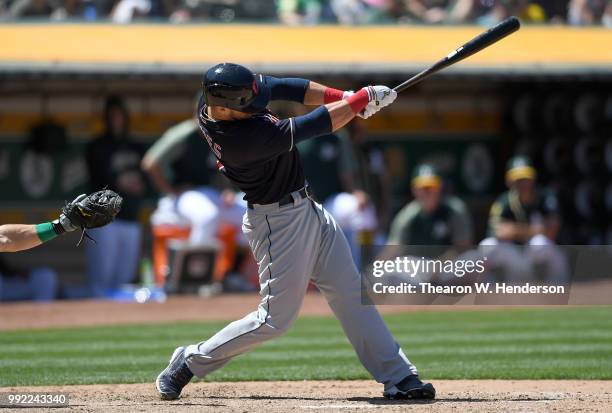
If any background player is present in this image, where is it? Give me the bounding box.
[377,164,474,287]
[141,108,253,289]
[155,63,436,401]
[389,163,473,256]
[85,96,145,297]
[141,112,246,248]
[297,126,379,267]
[480,156,569,282]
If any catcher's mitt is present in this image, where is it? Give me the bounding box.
[62,189,123,231]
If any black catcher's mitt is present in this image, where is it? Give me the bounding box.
[62,190,123,230]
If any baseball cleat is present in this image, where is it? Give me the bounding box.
[155,346,194,400]
[383,375,436,400]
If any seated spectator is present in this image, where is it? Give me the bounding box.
[50,0,96,20]
[277,0,336,24]
[388,163,473,256]
[568,0,609,25]
[526,0,567,23]
[85,95,146,298]
[473,0,563,25]
[0,0,608,24]
[110,0,151,22]
[331,0,396,24]
[403,0,477,23]
[476,0,528,25]
[480,156,569,283]
[604,1,612,26]
[7,0,54,18]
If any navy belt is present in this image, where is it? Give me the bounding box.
[248,186,311,210]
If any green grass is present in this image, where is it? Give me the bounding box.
[1,307,612,386]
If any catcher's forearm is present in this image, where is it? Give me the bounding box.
[0,191,122,252]
[0,223,63,252]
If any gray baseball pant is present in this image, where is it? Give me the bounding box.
[184,191,417,390]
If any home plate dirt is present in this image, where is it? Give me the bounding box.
[3,380,611,412]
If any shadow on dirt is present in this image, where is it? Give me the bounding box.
[207,395,326,401]
[348,396,563,405]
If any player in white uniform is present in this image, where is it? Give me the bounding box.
[142,117,246,247]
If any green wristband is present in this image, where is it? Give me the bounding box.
[35,222,58,243]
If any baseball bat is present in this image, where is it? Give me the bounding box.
[393,16,521,93]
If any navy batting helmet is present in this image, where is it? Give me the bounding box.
[202,63,270,114]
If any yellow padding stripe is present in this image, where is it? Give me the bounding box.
[0,25,610,66]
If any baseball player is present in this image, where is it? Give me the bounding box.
[480,156,569,282]
[389,164,473,253]
[0,190,122,253]
[156,63,436,401]
[141,113,246,247]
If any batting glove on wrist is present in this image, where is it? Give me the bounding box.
[360,85,397,119]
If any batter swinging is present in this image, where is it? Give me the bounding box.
[155,63,436,401]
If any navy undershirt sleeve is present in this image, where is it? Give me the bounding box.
[293,106,332,144]
[266,76,309,103]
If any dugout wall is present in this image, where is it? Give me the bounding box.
[0,24,610,279]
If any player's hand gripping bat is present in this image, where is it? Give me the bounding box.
[393,16,521,93]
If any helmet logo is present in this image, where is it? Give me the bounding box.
[252,80,259,95]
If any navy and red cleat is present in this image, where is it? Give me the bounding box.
[155,346,194,400]
[383,375,436,400]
